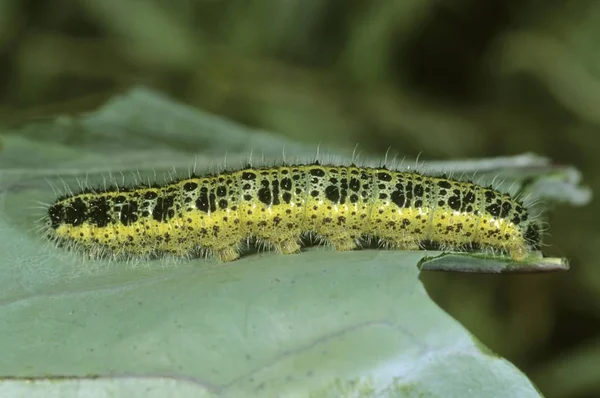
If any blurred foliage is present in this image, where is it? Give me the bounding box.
[0,0,599,397]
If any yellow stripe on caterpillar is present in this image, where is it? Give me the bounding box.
[44,163,542,262]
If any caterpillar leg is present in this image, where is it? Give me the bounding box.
[257,234,302,255]
[213,246,241,262]
[273,239,302,255]
[508,244,529,262]
[330,237,359,251]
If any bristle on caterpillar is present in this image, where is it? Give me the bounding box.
[42,163,543,263]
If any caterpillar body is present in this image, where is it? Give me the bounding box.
[45,163,542,262]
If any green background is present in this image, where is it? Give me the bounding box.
[0,1,598,397]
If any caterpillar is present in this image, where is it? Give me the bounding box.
[44,163,542,262]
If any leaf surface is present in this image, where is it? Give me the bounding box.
[2,87,587,397]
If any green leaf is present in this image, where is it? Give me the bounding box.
[1,87,587,396]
